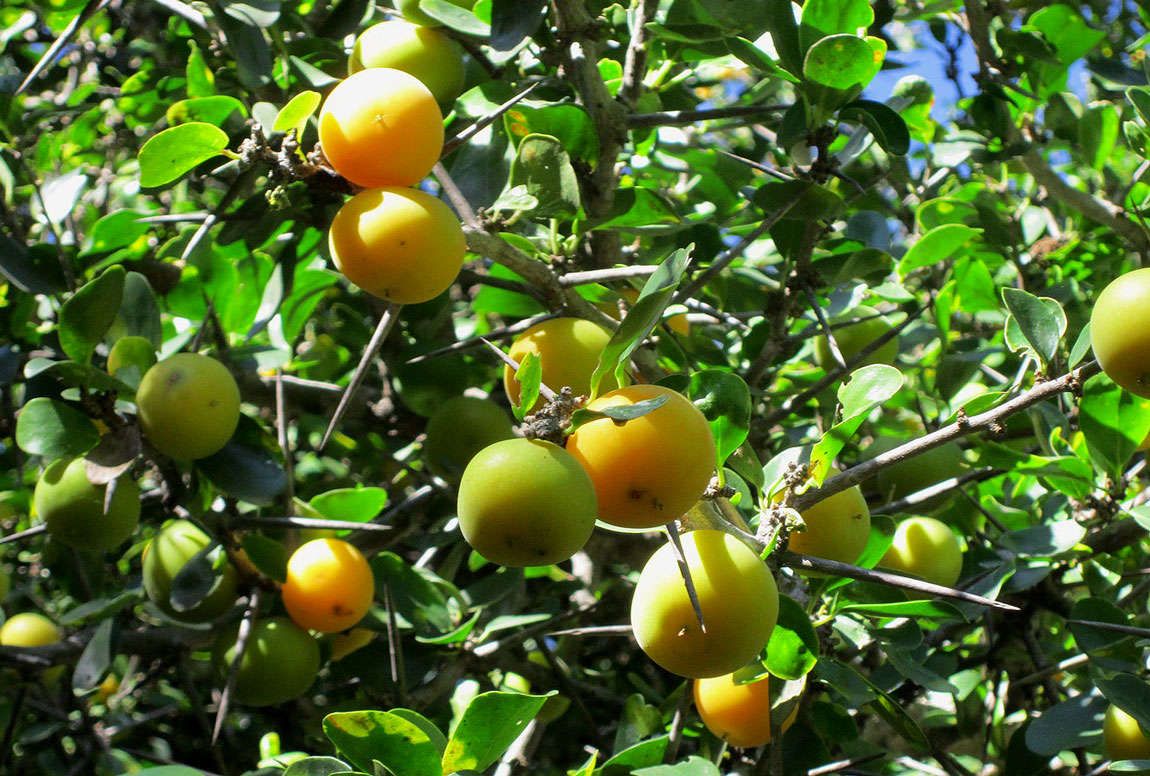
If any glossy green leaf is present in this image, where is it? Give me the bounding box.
[1070,597,1130,654]
[802,34,877,90]
[416,0,490,35]
[310,487,389,524]
[766,595,819,680]
[1078,374,1150,478]
[897,224,980,277]
[72,617,115,692]
[688,370,751,468]
[508,134,580,217]
[1025,691,1106,755]
[441,691,552,774]
[138,122,230,188]
[839,100,910,155]
[1002,287,1067,368]
[273,90,320,137]
[15,397,100,459]
[512,351,542,421]
[799,0,873,52]
[166,95,248,127]
[323,710,444,776]
[196,440,288,506]
[60,265,125,365]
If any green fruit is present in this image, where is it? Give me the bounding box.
[137,353,241,460]
[814,305,899,369]
[107,336,157,378]
[350,20,466,105]
[143,519,239,623]
[212,617,320,707]
[457,438,597,567]
[870,438,965,508]
[395,0,476,27]
[34,459,140,551]
[879,516,964,588]
[424,396,515,483]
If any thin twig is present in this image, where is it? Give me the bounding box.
[674,212,794,305]
[558,265,659,287]
[441,81,543,157]
[665,524,707,633]
[0,525,47,545]
[15,0,111,95]
[320,302,402,450]
[480,338,557,401]
[777,552,1020,611]
[384,582,407,706]
[628,104,791,127]
[212,588,262,744]
[803,283,847,370]
[229,515,394,533]
[403,313,558,364]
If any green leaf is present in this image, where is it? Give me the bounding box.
[765,595,819,680]
[799,0,874,52]
[589,246,691,397]
[593,188,681,233]
[72,617,116,692]
[166,95,248,127]
[839,100,910,155]
[810,364,903,481]
[765,0,803,74]
[726,37,801,83]
[1025,692,1107,755]
[504,104,598,166]
[611,695,664,755]
[273,90,321,137]
[752,180,845,221]
[138,123,230,188]
[569,395,670,433]
[1081,103,1119,170]
[688,370,751,468]
[282,757,355,776]
[60,265,126,365]
[323,710,444,776]
[240,534,288,583]
[802,34,878,90]
[81,210,150,256]
[60,589,143,627]
[1128,86,1150,124]
[1078,374,1150,478]
[310,487,389,524]
[441,691,552,774]
[186,39,216,97]
[816,658,929,751]
[1001,287,1067,369]
[113,271,163,348]
[839,599,964,620]
[371,552,454,637]
[998,521,1086,557]
[196,440,287,506]
[170,541,230,613]
[15,397,100,459]
[1094,673,1150,741]
[513,352,542,421]
[1070,597,1130,654]
[897,224,981,277]
[508,134,580,217]
[633,758,720,776]
[416,0,490,35]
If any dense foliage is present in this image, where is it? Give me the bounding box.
[5,0,1150,775]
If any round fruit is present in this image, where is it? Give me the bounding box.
[630,530,778,678]
[0,612,59,647]
[870,438,965,507]
[107,336,157,377]
[424,396,515,483]
[503,318,621,413]
[879,516,964,588]
[282,538,375,633]
[566,385,715,530]
[212,617,320,707]
[694,672,797,748]
[457,438,598,566]
[814,305,899,369]
[1105,703,1150,762]
[136,353,241,460]
[1092,269,1150,398]
[396,0,476,27]
[1,612,64,683]
[318,67,443,188]
[96,673,119,704]
[349,20,465,105]
[34,458,140,551]
[143,519,239,623]
[328,186,466,305]
[785,474,870,570]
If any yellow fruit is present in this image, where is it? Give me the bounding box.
[630,530,778,678]
[1,613,63,683]
[1105,704,1150,762]
[694,673,797,747]
[566,384,715,530]
[282,539,375,633]
[349,20,466,105]
[879,516,963,589]
[503,318,620,412]
[136,353,241,460]
[785,473,870,571]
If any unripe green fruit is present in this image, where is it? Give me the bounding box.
[143,519,239,623]
[137,353,241,460]
[424,396,515,483]
[350,20,466,105]
[107,336,157,378]
[814,305,899,369]
[212,617,320,707]
[34,459,140,551]
[457,438,597,567]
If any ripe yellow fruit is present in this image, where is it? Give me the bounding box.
[785,474,870,570]
[1,613,63,683]
[694,672,797,747]
[879,516,963,589]
[136,353,241,460]
[1104,703,1150,762]
[503,318,620,412]
[282,539,375,633]
[328,186,466,305]
[318,67,443,189]
[349,20,466,105]
[567,385,715,530]
[630,530,778,678]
